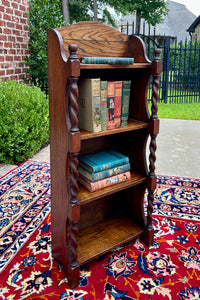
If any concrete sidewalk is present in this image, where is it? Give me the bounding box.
[0,119,199,179]
[155,119,200,179]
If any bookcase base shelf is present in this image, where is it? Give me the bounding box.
[77,215,143,265]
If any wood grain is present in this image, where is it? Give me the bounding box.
[80,119,148,140]
[78,170,146,204]
[77,215,143,265]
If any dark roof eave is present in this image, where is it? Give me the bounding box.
[187,15,200,32]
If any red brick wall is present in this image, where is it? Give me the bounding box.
[0,0,30,82]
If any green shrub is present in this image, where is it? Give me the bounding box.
[25,0,65,92]
[0,80,49,164]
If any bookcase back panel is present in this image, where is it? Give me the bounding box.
[79,194,120,230]
[118,183,146,227]
[80,136,113,156]
[57,21,129,59]
[65,40,129,59]
[58,21,128,42]
[56,21,149,63]
[80,68,150,82]
[79,130,148,176]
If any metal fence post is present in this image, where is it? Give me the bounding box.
[162,36,170,103]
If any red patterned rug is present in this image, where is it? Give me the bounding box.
[0,161,200,299]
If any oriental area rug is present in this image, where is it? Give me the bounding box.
[0,161,200,300]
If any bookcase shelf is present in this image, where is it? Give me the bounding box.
[78,170,146,204]
[47,21,162,288]
[80,119,148,140]
[80,63,151,70]
[77,215,143,265]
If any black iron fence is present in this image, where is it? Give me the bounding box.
[120,22,200,103]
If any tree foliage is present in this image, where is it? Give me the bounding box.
[25,0,65,91]
[65,0,168,27]
[26,0,168,91]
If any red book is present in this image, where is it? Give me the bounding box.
[78,171,131,192]
[114,81,122,128]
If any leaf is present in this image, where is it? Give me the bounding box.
[138,254,152,275]
[156,286,172,300]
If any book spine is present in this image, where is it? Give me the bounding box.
[82,57,134,65]
[107,81,115,130]
[114,81,122,128]
[78,163,130,182]
[79,156,129,173]
[91,79,101,132]
[79,150,129,173]
[78,78,101,133]
[100,81,107,131]
[121,81,131,127]
[84,171,131,192]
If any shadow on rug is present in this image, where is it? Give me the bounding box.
[0,161,200,299]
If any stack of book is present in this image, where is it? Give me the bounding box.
[78,150,131,192]
[77,78,131,133]
[78,56,134,133]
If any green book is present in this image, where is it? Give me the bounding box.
[100,81,107,131]
[79,150,129,173]
[121,81,131,127]
[82,57,134,65]
[78,162,130,182]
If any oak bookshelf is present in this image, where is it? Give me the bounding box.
[47,21,162,288]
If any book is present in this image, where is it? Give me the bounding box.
[77,78,101,133]
[78,162,130,182]
[81,57,134,65]
[78,171,131,192]
[114,81,122,128]
[107,81,115,130]
[100,81,107,131]
[121,81,131,127]
[78,150,129,173]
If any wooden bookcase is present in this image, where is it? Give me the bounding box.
[47,21,162,288]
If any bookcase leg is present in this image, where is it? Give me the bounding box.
[66,46,81,288]
[66,266,80,289]
[143,182,155,246]
[66,220,80,288]
[144,49,161,246]
[66,153,80,287]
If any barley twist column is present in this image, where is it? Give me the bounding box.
[66,44,81,286]
[144,49,162,246]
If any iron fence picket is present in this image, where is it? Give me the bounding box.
[119,21,200,103]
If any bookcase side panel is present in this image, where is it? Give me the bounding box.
[128,35,151,63]
[129,69,152,123]
[48,28,69,260]
[48,29,80,287]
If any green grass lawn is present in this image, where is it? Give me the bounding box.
[148,102,200,120]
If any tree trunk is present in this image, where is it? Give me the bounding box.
[62,0,70,25]
[136,10,141,34]
[93,0,98,21]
